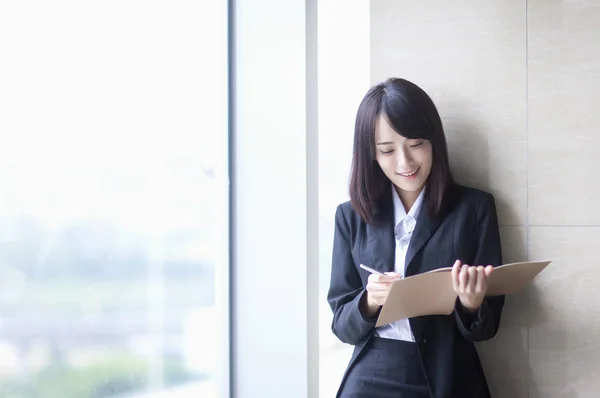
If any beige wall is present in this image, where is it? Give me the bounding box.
[371,1,600,397]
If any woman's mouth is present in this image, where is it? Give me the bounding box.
[396,167,420,179]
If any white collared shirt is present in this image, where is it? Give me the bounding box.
[374,185,426,341]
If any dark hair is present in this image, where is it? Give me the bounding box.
[349,77,454,225]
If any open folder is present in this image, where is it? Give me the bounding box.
[375,260,552,327]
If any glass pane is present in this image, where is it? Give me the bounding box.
[0,2,228,397]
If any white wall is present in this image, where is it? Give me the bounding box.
[317,1,370,397]
[231,0,319,397]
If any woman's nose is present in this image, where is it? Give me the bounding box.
[395,148,412,169]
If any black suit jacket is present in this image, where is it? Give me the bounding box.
[327,185,505,398]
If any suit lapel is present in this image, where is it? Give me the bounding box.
[366,195,395,274]
[405,204,443,276]
[365,187,449,275]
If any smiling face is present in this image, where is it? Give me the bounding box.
[374,114,433,210]
[349,78,454,225]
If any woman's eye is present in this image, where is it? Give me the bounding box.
[410,141,423,148]
[380,150,394,154]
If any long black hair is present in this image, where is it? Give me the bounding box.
[349,77,455,225]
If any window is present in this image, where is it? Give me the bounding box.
[0,2,229,397]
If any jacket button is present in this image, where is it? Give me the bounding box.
[420,337,427,344]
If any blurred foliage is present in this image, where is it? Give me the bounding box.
[0,354,201,398]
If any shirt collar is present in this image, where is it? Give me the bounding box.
[392,184,426,235]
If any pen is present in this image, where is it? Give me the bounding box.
[359,263,385,275]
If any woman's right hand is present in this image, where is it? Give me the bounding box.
[361,272,401,318]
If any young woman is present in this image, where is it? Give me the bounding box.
[327,78,504,398]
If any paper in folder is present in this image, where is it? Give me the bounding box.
[375,260,551,328]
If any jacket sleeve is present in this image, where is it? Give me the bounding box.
[326,204,376,345]
[454,193,506,342]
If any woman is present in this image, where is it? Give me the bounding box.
[327,77,504,398]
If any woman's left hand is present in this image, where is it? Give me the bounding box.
[451,259,494,313]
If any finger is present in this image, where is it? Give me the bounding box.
[484,265,494,277]
[384,272,402,280]
[459,264,469,291]
[370,290,387,300]
[466,266,477,294]
[368,274,386,283]
[475,266,486,293]
[367,282,392,292]
[451,260,461,292]
[371,274,398,283]
[368,287,382,295]
[371,290,390,304]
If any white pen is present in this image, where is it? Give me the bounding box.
[359,263,385,275]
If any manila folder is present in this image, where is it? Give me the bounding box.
[375,260,551,328]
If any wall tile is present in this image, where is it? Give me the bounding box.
[477,226,529,398]
[528,226,600,398]
[370,0,527,225]
[528,1,600,225]
[500,226,528,265]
